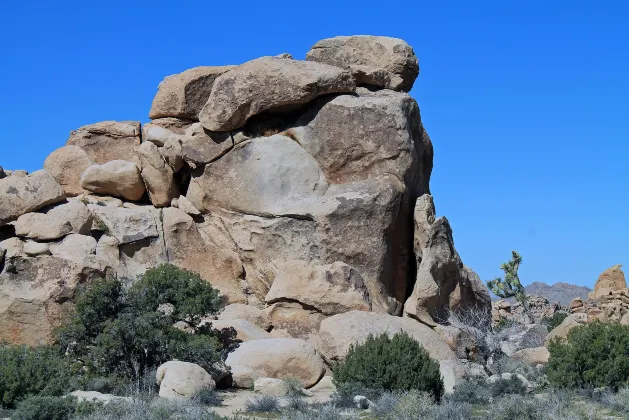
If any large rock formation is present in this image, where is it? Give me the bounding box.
[0,35,491,393]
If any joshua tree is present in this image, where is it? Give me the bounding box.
[487,251,533,323]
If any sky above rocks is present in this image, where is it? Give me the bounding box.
[1,0,626,288]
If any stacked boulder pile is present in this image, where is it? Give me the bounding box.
[492,295,563,326]
[568,265,628,324]
[0,35,491,392]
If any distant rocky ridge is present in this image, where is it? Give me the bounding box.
[524,282,592,306]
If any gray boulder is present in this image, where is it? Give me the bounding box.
[0,170,65,226]
[138,142,180,207]
[44,145,92,196]
[66,121,141,164]
[81,160,145,201]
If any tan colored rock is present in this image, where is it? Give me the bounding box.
[253,378,290,396]
[226,338,325,388]
[266,260,370,315]
[138,142,180,207]
[179,123,235,166]
[317,311,456,364]
[218,304,271,331]
[150,66,235,120]
[49,234,98,263]
[81,160,145,201]
[570,297,583,310]
[14,212,72,240]
[187,135,328,216]
[23,241,51,256]
[0,170,65,226]
[595,265,626,293]
[207,319,272,341]
[264,302,326,340]
[44,145,92,196]
[512,347,550,365]
[161,138,185,173]
[88,204,159,245]
[67,121,140,164]
[95,235,119,268]
[69,391,131,405]
[306,36,419,92]
[162,207,245,303]
[545,315,582,345]
[0,237,24,260]
[142,118,190,147]
[199,57,355,131]
[0,256,105,345]
[156,361,215,399]
[176,195,200,216]
[49,201,93,235]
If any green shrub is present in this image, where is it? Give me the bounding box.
[0,344,75,408]
[547,321,629,390]
[57,264,235,382]
[11,396,98,420]
[245,395,280,412]
[191,387,222,406]
[542,312,568,331]
[448,380,491,404]
[333,332,445,401]
[372,390,471,420]
[489,375,527,397]
[494,317,521,332]
[485,394,541,420]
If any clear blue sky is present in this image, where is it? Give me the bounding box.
[1,1,627,288]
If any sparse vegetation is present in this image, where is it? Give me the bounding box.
[245,395,280,413]
[11,396,98,420]
[487,251,533,323]
[333,332,445,402]
[542,312,569,331]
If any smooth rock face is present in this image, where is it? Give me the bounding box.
[316,311,456,364]
[23,241,51,256]
[208,319,272,341]
[254,378,289,396]
[162,208,245,303]
[226,338,325,388]
[0,256,105,345]
[14,212,72,240]
[266,260,370,315]
[187,135,328,216]
[142,118,190,147]
[306,36,419,92]
[545,315,581,345]
[594,265,626,292]
[47,201,93,235]
[218,303,271,331]
[156,361,215,399]
[138,142,180,207]
[81,160,145,201]
[88,205,159,245]
[44,145,92,196]
[66,121,141,164]
[264,302,326,340]
[49,234,98,263]
[0,170,65,226]
[199,57,356,131]
[150,66,235,120]
[512,347,550,365]
[179,123,235,166]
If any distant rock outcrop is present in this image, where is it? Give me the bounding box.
[525,281,592,306]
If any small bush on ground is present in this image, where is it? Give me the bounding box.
[603,387,629,415]
[11,396,98,420]
[372,390,471,420]
[489,375,528,397]
[331,382,382,408]
[283,377,305,396]
[245,395,280,413]
[547,321,629,390]
[333,332,445,401]
[0,344,75,408]
[77,398,223,420]
[484,394,541,420]
[281,404,359,420]
[191,387,222,406]
[448,380,491,404]
[494,317,522,332]
[542,312,569,331]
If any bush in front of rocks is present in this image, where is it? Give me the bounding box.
[245,395,280,413]
[11,396,99,420]
[0,344,75,408]
[57,264,236,384]
[333,331,445,402]
[542,312,568,332]
[371,390,472,420]
[489,375,527,397]
[547,321,629,390]
[448,380,491,405]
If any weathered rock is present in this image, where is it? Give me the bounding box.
[309,376,336,393]
[156,361,215,399]
[439,359,467,394]
[150,66,234,120]
[176,195,200,216]
[66,121,141,164]
[512,347,550,365]
[0,170,65,226]
[179,123,236,166]
[49,234,98,263]
[0,256,105,345]
[218,304,271,331]
[264,302,326,340]
[266,260,370,315]
[69,391,131,405]
[317,311,456,364]
[138,142,180,207]
[207,319,272,341]
[161,138,185,173]
[0,237,24,262]
[545,314,581,345]
[306,35,419,92]
[199,57,355,131]
[14,212,72,240]
[88,204,159,245]
[594,265,626,292]
[23,241,51,256]
[48,201,93,235]
[254,378,290,396]
[0,166,4,179]
[226,338,325,388]
[289,88,430,191]
[44,145,92,196]
[187,135,328,216]
[162,208,245,303]
[81,160,145,201]
[142,118,190,147]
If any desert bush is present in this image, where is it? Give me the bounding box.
[372,390,471,420]
[191,387,222,406]
[331,382,381,408]
[448,380,491,404]
[283,377,305,396]
[542,312,569,331]
[285,394,308,411]
[281,404,359,420]
[57,264,234,382]
[11,396,98,420]
[333,332,444,401]
[603,387,629,415]
[547,321,629,390]
[446,306,496,362]
[0,344,75,408]
[484,394,541,420]
[245,395,280,413]
[494,316,522,332]
[489,375,527,397]
[78,398,223,420]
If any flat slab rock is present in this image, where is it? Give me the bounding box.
[66,121,141,164]
[0,170,65,226]
[199,56,356,131]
